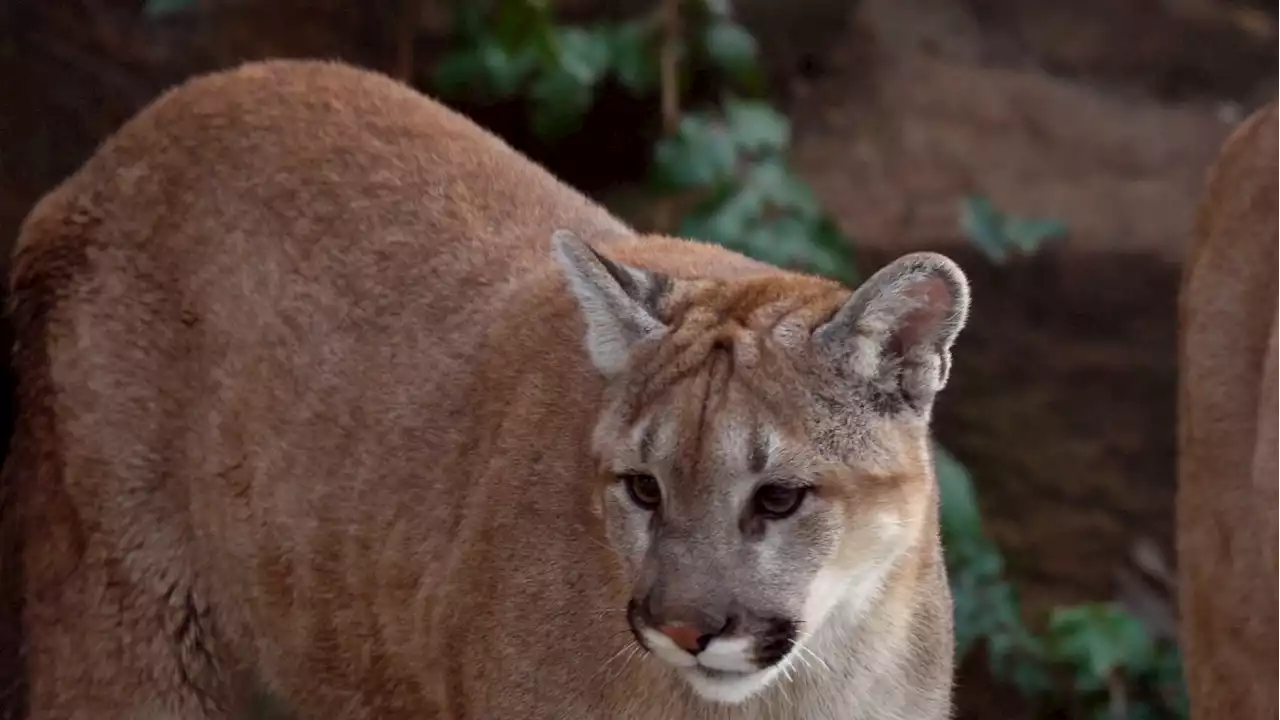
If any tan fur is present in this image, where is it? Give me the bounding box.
[3,60,961,719]
[1177,99,1277,720]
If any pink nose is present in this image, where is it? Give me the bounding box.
[657,623,710,654]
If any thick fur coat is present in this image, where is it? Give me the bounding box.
[2,60,967,719]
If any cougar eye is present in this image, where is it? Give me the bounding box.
[620,473,662,510]
[753,483,809,519]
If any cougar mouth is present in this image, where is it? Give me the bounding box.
[679,662,779,705]
[690,666,752,680]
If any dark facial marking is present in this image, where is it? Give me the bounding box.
[739,511,767,540]
[671,349,724,496]
[747,424,769,474]
[753,617,799,668]
[586,243,671,317]
[869,391,907,415]
[639,422,657,464]
[644,273,673,316]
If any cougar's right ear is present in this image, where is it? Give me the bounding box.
[552,230,671,377]
[812,252,969,414]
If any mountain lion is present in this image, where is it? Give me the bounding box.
[1177,99,1277,720]
[2,59,968,719]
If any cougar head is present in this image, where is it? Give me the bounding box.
[553,230,969,704]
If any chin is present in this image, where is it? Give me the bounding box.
[679,664,781,705]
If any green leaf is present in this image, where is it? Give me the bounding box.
[960,195,1008,263]
[609,20,658,94]
[449,0,491,40]
[724,100,790,155]
[934,439,1053,693]
[1004,216,1067,252]
[681,189,853,282]
[435,39,536,101]
[680,184,765,245]
[810,218,858,285]
[703,21,763,91]
[529,67,593,140]
[961,195,1067,262]
[652,115,739,190]
[1148,647,1191,718]
[479,40,537,98]
[1046,604,1155,692]
[142,0,196,16]
[433,49,488,99]
[701,0,734,20]
[740,160,820,217]
[935,443,985,549]
[522,25,612,140]
[493,0,551,51]
[774,219,851,278]
[553,26,614,87]
[732,161,856,280]
[732,216,813,270]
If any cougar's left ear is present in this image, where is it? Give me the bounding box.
[552,230,672,377]
[813,252,970,413]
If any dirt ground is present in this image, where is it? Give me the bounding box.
[0,0,1275,717]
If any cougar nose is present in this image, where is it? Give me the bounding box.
[657,623,714,654]
[629,597,735,655]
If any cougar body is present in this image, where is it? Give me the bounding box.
[1177,100,1277,720]
[3,60,967,719]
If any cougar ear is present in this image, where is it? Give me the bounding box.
[552,230,671,376]
[813,252,970,413]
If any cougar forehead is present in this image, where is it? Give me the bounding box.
[590,275,931,481]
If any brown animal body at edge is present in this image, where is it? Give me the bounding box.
[1,60,969,719]
[1177,99,1278,720]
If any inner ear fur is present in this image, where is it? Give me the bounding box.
[813,252,970,412]
[551,229,671,377]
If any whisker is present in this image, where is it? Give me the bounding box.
[584,534,626,561]
[558,639,641,714]
[792,647,815,676]
[581,641,645,716]
[606,644,642,686]
[776,665,794,710]
[792,637,833,676]
[805,646,832,675]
